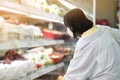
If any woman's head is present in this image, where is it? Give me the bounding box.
[64,8,93,38]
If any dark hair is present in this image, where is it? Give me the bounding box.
[64,8,93,38]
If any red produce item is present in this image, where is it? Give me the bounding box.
[35,62,42,69]
[50,53,64,64]
[4,50,27,61]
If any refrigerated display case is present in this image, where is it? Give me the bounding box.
[0,0,67,80]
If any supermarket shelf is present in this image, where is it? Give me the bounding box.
[0,1,63,24]
[0,39,64,50]
[17,62,64,80]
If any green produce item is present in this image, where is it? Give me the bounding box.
[43,60,53,66]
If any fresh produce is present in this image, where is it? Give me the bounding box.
[0,49,27,64]
[35,62,42,68]
[50,53,64,64]
[43,60,53,66]
[4,49,27,61]
[25,46,69,69]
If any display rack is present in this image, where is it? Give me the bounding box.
[0,39,64,50]
[17,62,64,80]
[0,1,63,24]
[0,1,66,80]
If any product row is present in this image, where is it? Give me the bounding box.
[0,16,71,42]
[0,45,70,80]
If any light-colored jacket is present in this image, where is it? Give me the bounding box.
[62,25,120,80]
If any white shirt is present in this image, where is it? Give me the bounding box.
[62,25,120,80]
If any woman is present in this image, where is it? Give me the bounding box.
[62,8,120,80]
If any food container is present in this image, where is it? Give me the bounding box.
[42,29,64,40]
[4,23,19,40]
[0,23,7,42]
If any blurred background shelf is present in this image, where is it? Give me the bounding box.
[0,1,63,24]
[0,39,64,50]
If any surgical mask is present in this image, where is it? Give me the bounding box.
[67,27,73,37]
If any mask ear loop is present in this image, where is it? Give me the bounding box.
[67,27,73,38]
